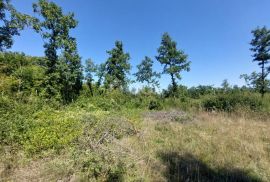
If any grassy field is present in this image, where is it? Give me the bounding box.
[1,105,270,181]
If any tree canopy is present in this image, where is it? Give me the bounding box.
[134,56,160,90]
[156,32,190,94]
[250,26,270,97]
[104,41,131,89]
[33,0,82,102]
[0,0,30,51]
[85,58,96,96]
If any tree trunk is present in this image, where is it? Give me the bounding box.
[261,61,265,98]
[170,73,177,96]
[87,81,93,97]
[90,83,93,97]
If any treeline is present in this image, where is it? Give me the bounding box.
[1,0,191,103]
[1,0,270,105]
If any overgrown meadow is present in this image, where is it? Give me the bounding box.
[1,0,270,181]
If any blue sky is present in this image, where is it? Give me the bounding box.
[10,0,270,90]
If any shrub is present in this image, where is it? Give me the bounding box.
[81,113,136,144]
[0,97,44,145]
[0,96,14,113]
[148,100,163,110]
[23,110,83,154]
[96,99,121,111]
[202,94,262,112]
[0,113,34,145]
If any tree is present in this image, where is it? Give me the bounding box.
[134,56,160,91]
[104,41,131,89]
[59,42,83,103]
[240,72,270,92]
[33,0,82,102]
[85,58,96,96]
[250,27,270,97]
[221,79,230,92]
[0,0,30,51]
[96,63,105,88]
[156,32,190,95]
[0,52,46,96]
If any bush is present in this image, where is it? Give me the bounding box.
[0,113,34,145]
[23,109,83,154]
[71,149,126,181]
[81,113,136,143]
[148,100,163,110]
[0,96,45,145]
[96,99,121,111]
[202,94,262,112]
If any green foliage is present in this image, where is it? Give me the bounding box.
[1,2,270,180]
[250,26,270,97]
[0,0,30,51]
[24,109,83,154]
[221,79,230,92]
[0,52,45,96]
[188,85,216,99]
[202,93,262,112]
[97,99,121,111]
[0,110,33,145]
[156,32,190,94]
[162,84,189,98]
[148,99,163,110]
[85,59,96,82]
[129,87,162,109]
[33,0,83,103]
[95,63,106,88]
[58,53,83,103]
[240,72,270,92]
[134,56,160,90]
[0,96,45,145]
[71,149,127,181]
[104,41,131,89]
[85,58,96,96]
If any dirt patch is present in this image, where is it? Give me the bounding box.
[143,110,193,124]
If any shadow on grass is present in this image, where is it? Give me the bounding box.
[158,152,262,182]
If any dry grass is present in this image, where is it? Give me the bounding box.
[118,111,270,181]
[1,110,270,181]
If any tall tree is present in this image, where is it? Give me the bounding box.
[134,56,160,90]
[250,27,270,97]
[156,33,190,95]
[221,79,230,93]
[59,40,83,102]
[96,63,106,88]
[0,0,30,51]
[104,41,131,89]
[240,72,270,92]
[33,0,82,102]
[85,58,96,96]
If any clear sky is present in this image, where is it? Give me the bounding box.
[10,0,270,90]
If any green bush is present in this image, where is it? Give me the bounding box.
[0,113,34,145]
[148,100,163,110]
[0,96,13,113]
[23,109,83,154]
[0,96,45,145]
[202,94,262,112]
[96,99,121,111]
[71,149,126,181]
